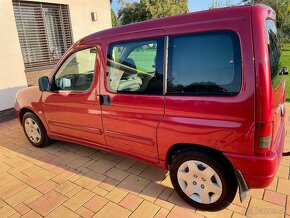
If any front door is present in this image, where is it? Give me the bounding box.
[42,47,106,145]
[100,37,165,162]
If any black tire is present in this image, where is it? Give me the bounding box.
[22,112,50,147]
[170,148,237,211]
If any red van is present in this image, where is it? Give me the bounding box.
[15,4,287,211]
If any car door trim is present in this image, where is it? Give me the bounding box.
[106,130,155,146]
[48,120,103,135]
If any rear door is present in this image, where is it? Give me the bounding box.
[99,36,165,163]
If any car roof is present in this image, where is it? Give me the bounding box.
[78,4,270,45]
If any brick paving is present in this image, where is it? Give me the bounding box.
[0,105,289,218]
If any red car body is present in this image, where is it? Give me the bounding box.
[15,4,285,190]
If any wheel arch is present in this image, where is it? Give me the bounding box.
[20,107,51,147]
[19,107,49,132]
[166,143,235,171]
[19,108,37,122]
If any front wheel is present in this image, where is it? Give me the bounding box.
[22,112,50,147]
[170,149,237,211]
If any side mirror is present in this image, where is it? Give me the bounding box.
[59,77,72,89]
[280,67,289,75]
[283,67,289,75]
[38,76,50,92]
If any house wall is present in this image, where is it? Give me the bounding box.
[0,0,27,111]
[0,0,112,111]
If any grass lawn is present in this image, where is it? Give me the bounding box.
[128,50,156,72]
[113,48,156,73]
[282,43,290,101]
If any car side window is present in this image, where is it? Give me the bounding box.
[106,37,164,95]
[167,31,242,96]
[53,47,97,92]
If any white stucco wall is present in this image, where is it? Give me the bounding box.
[0,0,112,111]
[0,0,27,111]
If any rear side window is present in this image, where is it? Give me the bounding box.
[266,20,282,88]
[106,37,164,95]
[167,31,242,96]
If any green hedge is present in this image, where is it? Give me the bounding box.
[281,43,290,101]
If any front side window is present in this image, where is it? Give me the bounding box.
[266,20,282,88]
[13,1,73,70]
[106,37,164,95]
[167,31,242,96]
[53,48,96,92]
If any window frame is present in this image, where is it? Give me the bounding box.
[105,37,165,95]
[49,46,98,94]
[166,30,242,97]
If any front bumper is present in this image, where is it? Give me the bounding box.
[14,101,21,122]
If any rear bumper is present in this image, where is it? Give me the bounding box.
[224,119,285,188]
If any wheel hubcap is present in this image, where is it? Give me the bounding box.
[177,160,222,204]
[24,118,41,144]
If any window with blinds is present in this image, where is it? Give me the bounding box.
[13,1,73,71]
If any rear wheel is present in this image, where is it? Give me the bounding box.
[22,112,50,147]
[170,148,237,211]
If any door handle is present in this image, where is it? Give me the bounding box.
[100,95,111,106]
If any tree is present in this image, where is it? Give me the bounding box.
[209,0,233,9]
[283,11,290,38]
[118,0,189,25]
[140,0,189,19]
[118,2,147,25]
[111,9,120,27]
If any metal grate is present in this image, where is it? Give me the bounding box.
[13,1,73,71]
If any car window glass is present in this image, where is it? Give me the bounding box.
[266,20,282,88]
[167,31,241,96]
[107,37,164,95]
[54,47,96,92]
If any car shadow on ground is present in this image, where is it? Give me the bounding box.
[0,119,197,212]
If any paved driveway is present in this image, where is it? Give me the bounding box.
[0,106,289,218]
